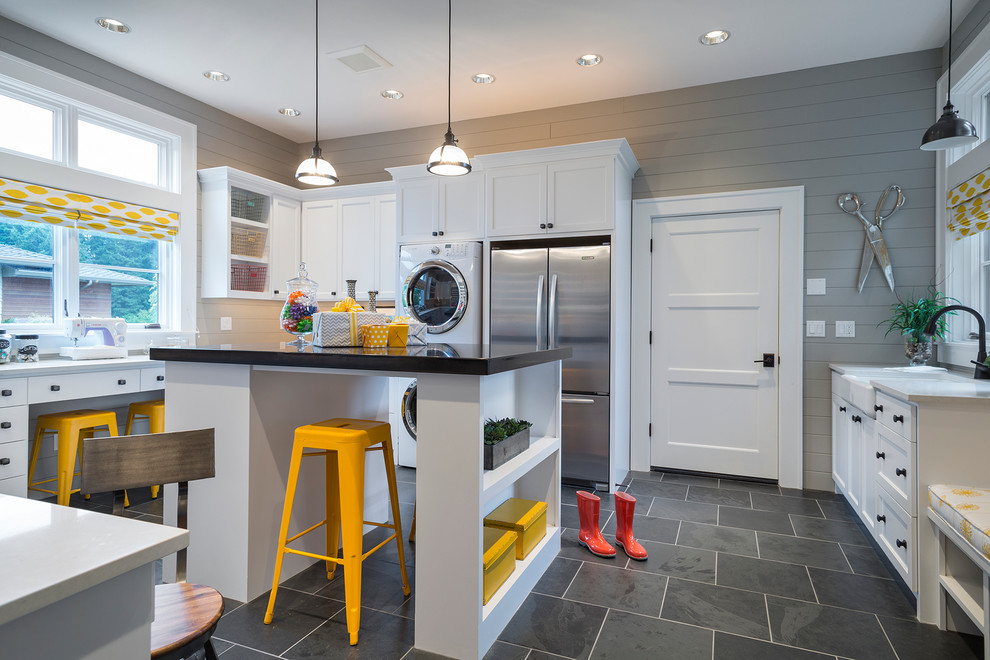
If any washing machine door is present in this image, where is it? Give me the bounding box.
[404,259,468,334]
[401,380,417,439]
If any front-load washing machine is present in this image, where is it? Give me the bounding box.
[391,376,418,468]
[398,242,482,344]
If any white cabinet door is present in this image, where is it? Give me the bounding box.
[486,165,546,237]
[439,176,484,240]
[377,196,397,300]
[831,397,851,495]
[301,200,341,300]
[269,196,301,298]
[845,406,865,513]
[859,415,877,533]
[397,179,437,243]
[339,197,377,300]
[548,158,613,233]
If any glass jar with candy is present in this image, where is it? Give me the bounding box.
[280,262,319,345]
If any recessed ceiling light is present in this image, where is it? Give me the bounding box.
[576,54,602,67]
[472,73,495,84]
[381,89,404,100]
[278,108,301,117]
[95,17,130,33]
[203,70,230,82]
[700,30,730,45]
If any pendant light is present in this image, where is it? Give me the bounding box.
[427,0,471,176]
[296,0,338,185]
[921,0,979,151]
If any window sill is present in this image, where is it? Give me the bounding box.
[938,340,987,371]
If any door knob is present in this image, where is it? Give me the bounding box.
[877,514,886,523]
[876,451,885,459]
[896,539,908,549]
[839,406,846,412]
[893,414,904,423]
[874,404,883,412]
[754,353,775,367]
[895,467,907,477]
[852,415,862,423]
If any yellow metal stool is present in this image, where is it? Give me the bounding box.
[28,409,119,506]
[263,418,410,645]
[125,399,165,498]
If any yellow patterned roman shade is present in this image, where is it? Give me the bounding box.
[0,176,178,241]
[947,167,990,240]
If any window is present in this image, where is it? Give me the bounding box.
[0,217,55,324]
[0,93,55,160]
[77,118,163,187]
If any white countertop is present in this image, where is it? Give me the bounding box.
[0,494,187,626]
[830,363,990,403]
[0,354,159,376]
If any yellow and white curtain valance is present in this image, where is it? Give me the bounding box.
[0,176,178,242]
[947,168,990,240]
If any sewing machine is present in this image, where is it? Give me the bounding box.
[59,318,128,360]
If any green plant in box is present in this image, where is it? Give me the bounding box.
[484,418,532,445]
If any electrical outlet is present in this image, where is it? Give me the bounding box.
[220,317,232,331]
[836,321,856,338]
[806,278,826,296]
[806,320,826,337]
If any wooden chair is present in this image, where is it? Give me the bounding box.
[80,428,224,660]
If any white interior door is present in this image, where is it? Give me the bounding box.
[651,210,780,480]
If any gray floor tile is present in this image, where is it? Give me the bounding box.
[280,561,337,595]
[713,632,835,660]
[766,596,897,659]
[718,506,795,535]
[648,496,718,524]
[217,644,280,658]
[215,588,344,656]
[564,561,667,616]
[687,485,753,507]
[395,466,416,484]
[757,532,851,572]
[210,638,235,655]
[816,498,859,523]
[635,539,717,583]
[625,479,689,501]
[482,641,532,660]
[716,553,816,601]
[878,614,984,660]
[808,567,916,619]
[750,492,824,517]
[602,511,679,544]
[562,485,614,510]
[499,593,608,660]
[397,480,416,505]
[316,558,413,614]
[780,487,844,501]
[621,469,666,485]
[678,521,758,557]
[533,556,582,597]
[590,609,714,659]
[661,472,720,487]
[791,516,872,546]
[221,597,245,617]
[841,543,896,579]
[560,503,580,529]
[557,527,625,566]
[718,479,782,495]
[286,606,415,658]
[661,578,770,640]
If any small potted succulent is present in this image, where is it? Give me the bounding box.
[483,417,533,470]
[877,286,957,366]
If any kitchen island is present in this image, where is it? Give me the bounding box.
[150,341,570,659]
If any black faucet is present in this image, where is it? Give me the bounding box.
[923,305,989,379]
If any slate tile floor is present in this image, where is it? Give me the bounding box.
[56,470,985,659]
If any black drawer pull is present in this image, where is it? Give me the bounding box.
[874,404,883,412]
[156,375,165,382]
[896,539,908,549]
[0,457,8,466]
[877,514,886,523]
[852,415,862,423]
[50,385,60,392]
[432,231,438,236]
[118,379,126,385]
[539,223,547,229]
[893,414,904,423]
[1,390,10,397]
[895,467,907,477]
[438,230,444,236]
[839,406,846,412]
[0,422,10,429]
[876,451,885,459]
[547,222,554,228]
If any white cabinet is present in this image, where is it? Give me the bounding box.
[269,197,301,298]
[486,166,546,237]
[301,200,341,300]
[394,175,484,244]
[830,396,851,495]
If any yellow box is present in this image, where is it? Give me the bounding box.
[387,324,409,347]
[361,324,389,348]
[484,498,548,560]
[483,527,517,605]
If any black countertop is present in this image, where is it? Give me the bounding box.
[149,342,571,376]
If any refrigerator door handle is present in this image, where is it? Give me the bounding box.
[536,274,545,349]
[561,397,596,405]
[548,273,559,349]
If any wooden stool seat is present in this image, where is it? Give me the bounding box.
[28,409,118,506]
[264,418,410,645]
[126,399,166,498]
[151,583,224,660]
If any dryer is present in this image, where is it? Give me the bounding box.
[398,242,482,344]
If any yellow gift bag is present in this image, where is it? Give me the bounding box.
[362,324,389,348]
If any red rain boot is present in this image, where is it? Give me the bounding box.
[576,491,616,558]
[614,491,648,560]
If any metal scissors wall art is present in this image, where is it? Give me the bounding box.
[836,185,905,293]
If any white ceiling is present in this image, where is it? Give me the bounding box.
[0,0,978,144]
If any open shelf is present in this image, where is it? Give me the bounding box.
[939,574,985,628]
[229,216,269,230]
[482,435,558,505]
[482,526,561,621]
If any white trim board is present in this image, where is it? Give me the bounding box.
[630,186,805,489]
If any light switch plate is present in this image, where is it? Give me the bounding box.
[807,278,826,296]
[220,316,232,331]
[836,321,855,338]
[806,320,826,337]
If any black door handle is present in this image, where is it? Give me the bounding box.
[157,375,165,381]
[50,385,60,392]
[876,451,885,459]
[877,514,886,523]
[852,415,862,423]
[0,457,8,466]
[875,404,883,412]
[893,414,904,423]
[754,353,775,367]
[432,231,438,236]
[438,230,444,236]
[0,422,11,429]
[895,468,907,477]
[547,223,554,229]
[1,390,11,397]
[118,379,126,385]
[539,223,547,229]
[896,539,908,549]
[839,406,846,412]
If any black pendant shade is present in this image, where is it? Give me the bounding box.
[921,0,979,151]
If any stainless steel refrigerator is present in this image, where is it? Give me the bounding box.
[490,244,611,486]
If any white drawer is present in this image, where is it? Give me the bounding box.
[875,489,916,590]
[0,438,27,481]
[875,424,916,515]
[0,405,27,445]
[141,366,166,391]
[0,377,27,407]
[0,474,26,497]
[875,391,914,440]
[29,370,141,403]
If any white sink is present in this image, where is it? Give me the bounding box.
[836,368,958,415]
[841,374,879,414]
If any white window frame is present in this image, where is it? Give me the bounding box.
[0,50,197,346]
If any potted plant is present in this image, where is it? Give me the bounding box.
[877,286,957,366]
[484,417,533,470]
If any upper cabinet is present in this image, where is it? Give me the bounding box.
[390,168,485,244]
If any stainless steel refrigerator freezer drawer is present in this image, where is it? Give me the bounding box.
[561,393,609,485]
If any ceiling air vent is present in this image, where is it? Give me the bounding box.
[330,45,392,73]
